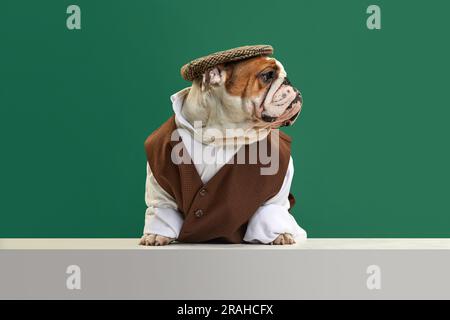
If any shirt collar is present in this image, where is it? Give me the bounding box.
[171,87,194,131]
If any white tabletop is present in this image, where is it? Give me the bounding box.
[1,238,450,250]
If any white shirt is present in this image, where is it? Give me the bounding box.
[143,89,307,244]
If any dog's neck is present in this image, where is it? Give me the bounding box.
[178,82,271,146]
[181,81,253,133]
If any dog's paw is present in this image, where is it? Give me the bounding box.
[139,234,175,246]
[271,233,296,245]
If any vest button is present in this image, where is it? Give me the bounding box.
[199,188,207,197]
[194,209,204,218]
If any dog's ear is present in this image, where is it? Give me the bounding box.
[201,65,225,90]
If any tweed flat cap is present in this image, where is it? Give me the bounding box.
[181,45,274,81]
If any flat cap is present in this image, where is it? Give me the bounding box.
[181,45,274,81]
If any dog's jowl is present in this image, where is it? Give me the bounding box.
[140,45,307,246]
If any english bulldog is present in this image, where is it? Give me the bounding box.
[140,54,304,246]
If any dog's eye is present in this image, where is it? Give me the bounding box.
[260,71,275,83]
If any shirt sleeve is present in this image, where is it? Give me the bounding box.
[143,163,184,239]
[243,157,307,244]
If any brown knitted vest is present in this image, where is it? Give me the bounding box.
[144,116,294,244]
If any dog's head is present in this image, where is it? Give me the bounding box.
[192,56,302,129]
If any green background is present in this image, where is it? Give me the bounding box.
[1,0,449,238]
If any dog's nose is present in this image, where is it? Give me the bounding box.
[262,113,277,123]
[282,77,292,86]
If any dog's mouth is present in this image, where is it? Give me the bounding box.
[259,78,302,127]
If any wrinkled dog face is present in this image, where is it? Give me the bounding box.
[201,56,302,128]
